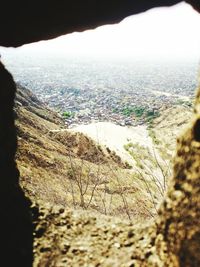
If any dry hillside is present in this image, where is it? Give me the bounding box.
[16,85,158,222]
[148,104,192,159]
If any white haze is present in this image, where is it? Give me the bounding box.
[2,2,200,61]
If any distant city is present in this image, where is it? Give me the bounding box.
[1,52,199,127]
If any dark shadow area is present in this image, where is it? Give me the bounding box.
[1,0,199,47]
[0,62,33,266]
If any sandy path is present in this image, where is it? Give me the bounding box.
[70,122,154,165]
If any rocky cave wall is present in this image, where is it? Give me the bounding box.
[1,0,199,47]
[0,0,200,266]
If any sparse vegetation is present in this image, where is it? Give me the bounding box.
[124,141,172,215]
[175,99,193,107]
[121,106,160,123]
[62,111,75,119]
[148,129,160,145]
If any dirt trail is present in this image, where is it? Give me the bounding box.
[70,122,154,165]
[70,122,167,188]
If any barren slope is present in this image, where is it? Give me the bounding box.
[148,105,192,159]
[16,85,157,221]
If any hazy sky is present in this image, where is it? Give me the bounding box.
[6,2,200,61]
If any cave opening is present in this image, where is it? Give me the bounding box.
[0,1,200,266]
